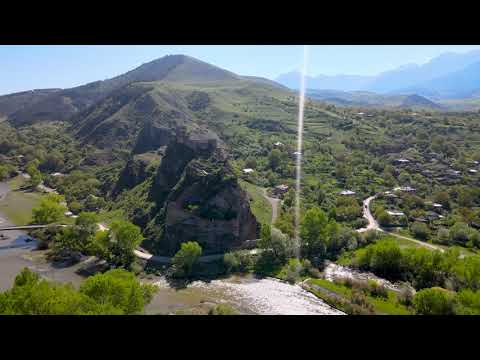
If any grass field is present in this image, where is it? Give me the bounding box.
[239,180,272,225]
[0,190,43,225]
[307,278,412,315]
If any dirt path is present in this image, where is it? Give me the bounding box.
[357,195,379,233]
[385,231,444,252]
[263,189,280,224]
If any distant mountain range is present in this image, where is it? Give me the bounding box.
[306,89,445,110]
[275,49,480,105]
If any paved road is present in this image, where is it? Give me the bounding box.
[357,193,444,252]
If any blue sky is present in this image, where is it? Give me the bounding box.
[1,45,480,95]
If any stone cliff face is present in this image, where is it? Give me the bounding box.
[112,156,152,197]
[145,127,259,255]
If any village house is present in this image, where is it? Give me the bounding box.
[393,186,416,193]
[383,191,398,199]
[273,141,284,147]
[339,190,356,196]
[387,210,405,217]
[425,211,441,221]
[242,168,254,174]
[272,184,289,196]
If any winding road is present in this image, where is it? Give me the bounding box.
[357,193,444,252]
[357,195,379,233]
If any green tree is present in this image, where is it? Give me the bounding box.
[172,241,202,277]
[449,222,471,245]
[413,287,457,315]
[31,193,67,224]
[0,164,15,181]
[377,210,393,227]
[258,223,272,249]
[434,191,451,210]
[410,221,430,240]
[258,225,294,262]
[79,269,157,314]
[245,157,257,169]
[300,207,329,259]
[435,227,451,245]
[223,252,241,274]
[53,212,98,257]
[39,151,64,173]
[26,159,43,188]
[357,240,403,279]
[95,220,144,269]
[268,149,282,170]
[0,268,155,315]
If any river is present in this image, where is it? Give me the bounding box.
[145,274,345,315]
[1,180,344,315]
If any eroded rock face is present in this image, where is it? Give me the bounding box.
[147,128,259,255]
[112,157,152,197]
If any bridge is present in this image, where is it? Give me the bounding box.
[0,223,263,263]
[0,224,67,231]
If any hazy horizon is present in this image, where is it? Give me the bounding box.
[1,45,480,95]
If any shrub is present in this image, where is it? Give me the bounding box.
[435,227,451,245]
[367,280,389,299]
[223,252,241,274]
[413,287,456,315]
[208,303,239,315]
[172,241,202,278]
[397,285,415,307]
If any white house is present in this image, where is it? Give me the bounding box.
[339,190,356,196]
[394,186,415,192]
[274,142,284,147]
[387,210,405,216]
[242,168,254,174]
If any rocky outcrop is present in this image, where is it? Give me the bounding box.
[146,127,259,255]
[112,156,153,197]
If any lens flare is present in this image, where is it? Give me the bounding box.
[294,45,309,257]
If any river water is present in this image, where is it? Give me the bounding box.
[1,180,344,315]
[145,274,345,315]
[323,261,400,291]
